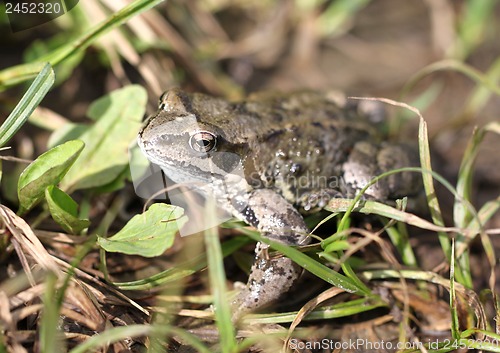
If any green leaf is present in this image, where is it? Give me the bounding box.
[61,85,146,190]
[48,123,90,148]
[97,204,187,257]
[323,240,350,253]
[45,185,90,234]
[17,140,85,214]
[0,63,54,148]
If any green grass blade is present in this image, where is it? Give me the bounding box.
[203,204,237,352]
[454,127,484,229]
[0,63,54,147]
[418,117,451,258]
[113,236,250,290]
[0,0,165,90]
[244,297,386,325]
[461,57,500,121]
[40,272,64,353]
[453,127,484,288]
[325,194,460,235]
[68,325,211,353]
[454,122,500,287]
[455,0,498,59]
[404,59,500,98]
[385,222,418,267]
[241,228,366,294]
[318,0,371,36]
[450,240,460,339]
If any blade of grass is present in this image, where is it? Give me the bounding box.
[243,296,387,325]
[113,236,250,290]
[450,239,460,340]
[385,222,418,267]
[459,56,500,124]
[454,122,500,288]
[240,228,366,294]
[327,196,456,232]
[0,0,165,91]
[454,0,498,59]
[453,127,483,289]
[403,59,500,98]
[0,63,54,147]
[203,202,237,352]
[40,272,64,353]
[318,0,371,36]
[68,324,211,353]
[419,117,454,264]
[454,127,484,229]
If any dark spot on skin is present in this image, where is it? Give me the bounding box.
[272,112,283,122]
[265,129,285,142]
[290,163,302,174]
[272,267,287,276]
[239,205,259,228]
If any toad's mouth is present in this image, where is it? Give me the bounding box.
[140,149,244,187]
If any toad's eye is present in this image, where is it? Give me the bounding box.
[189,131,217,153]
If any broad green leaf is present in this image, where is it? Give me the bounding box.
[97,204,187,257]
[61,85,146,190]
[45,185,90,234]
[48,123,90,149]
[17,140,85,214]
[0,63,54,148]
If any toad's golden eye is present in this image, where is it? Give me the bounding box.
[189,131,217,153]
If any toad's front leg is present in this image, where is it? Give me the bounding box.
[231,189,310,318]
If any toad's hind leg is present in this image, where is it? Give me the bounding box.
[231,189,310,319]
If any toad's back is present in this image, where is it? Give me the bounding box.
[137,89,420,316]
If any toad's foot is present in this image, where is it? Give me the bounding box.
[231,189,310,319]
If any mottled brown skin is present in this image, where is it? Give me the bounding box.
[137,88,420,318]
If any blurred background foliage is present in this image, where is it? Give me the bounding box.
[1,0,499,218]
